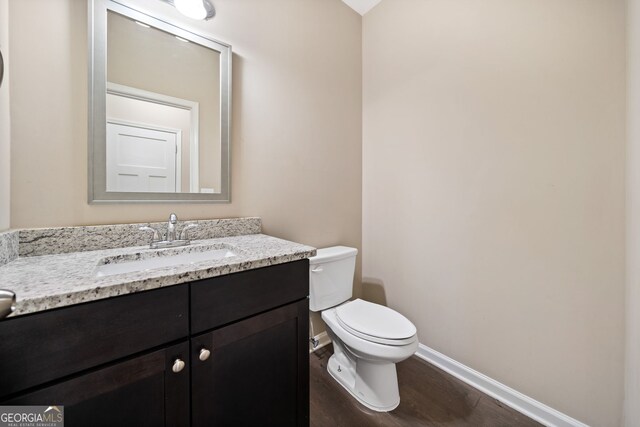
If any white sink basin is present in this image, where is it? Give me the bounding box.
[95,244,238,278]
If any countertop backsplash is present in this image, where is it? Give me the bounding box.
[14,217,262,257]
[0,230,18,267]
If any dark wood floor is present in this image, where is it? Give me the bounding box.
[310,345,543,427]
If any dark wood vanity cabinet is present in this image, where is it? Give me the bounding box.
[191,299,309,427]
[189,260,310,427]
[5,342,191,427]
[0,260,310,427]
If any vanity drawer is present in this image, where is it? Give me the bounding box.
[190,259,309,334]
[0,285,188,399]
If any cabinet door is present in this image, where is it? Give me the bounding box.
[0,285,188,399]
[191,299,309,427]
[4,342,190,427]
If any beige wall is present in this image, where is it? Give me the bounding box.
[363,1,625,426]
[8,0,362,263]
[627,1,640,425]
[0,0,9,231]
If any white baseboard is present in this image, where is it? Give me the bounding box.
[309,331,332,353]
[415,343,589,427]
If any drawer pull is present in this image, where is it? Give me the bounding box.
[172,358,186,373]
[199,348,211,361]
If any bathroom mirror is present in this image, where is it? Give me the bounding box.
[89,0,231,203]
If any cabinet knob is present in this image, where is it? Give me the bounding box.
[199,348,211,361]
[172,358,186,373]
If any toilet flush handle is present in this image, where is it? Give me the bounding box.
[311,266,323,273]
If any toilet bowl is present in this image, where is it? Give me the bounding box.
[309,247,418,412]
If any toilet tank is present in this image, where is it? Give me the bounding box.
[308,246,358,312]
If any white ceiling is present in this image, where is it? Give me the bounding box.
[341,0,382,16]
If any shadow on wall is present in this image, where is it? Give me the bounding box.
[361,277,387,306]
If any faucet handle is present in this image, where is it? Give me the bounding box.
[179,223,199,241]
[139,226,161,246]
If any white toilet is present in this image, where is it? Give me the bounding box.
[309,246,418,412]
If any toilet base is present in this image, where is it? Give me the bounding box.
[326,343,400,412]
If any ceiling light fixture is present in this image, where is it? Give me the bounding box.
[160,0,216,21]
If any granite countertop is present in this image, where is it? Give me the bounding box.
[0,228,316,318]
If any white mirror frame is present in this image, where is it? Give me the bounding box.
[88,0,231,203]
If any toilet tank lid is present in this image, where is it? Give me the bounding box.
[309,246,358,265]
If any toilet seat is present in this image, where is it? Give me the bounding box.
[335,299,417,346]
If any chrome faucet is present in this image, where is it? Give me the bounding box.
[167,213,178,242]
[139,213,199,249]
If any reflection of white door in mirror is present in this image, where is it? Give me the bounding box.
[106,83,199,192]
[107,9,219,194]
[106,121,181,193]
